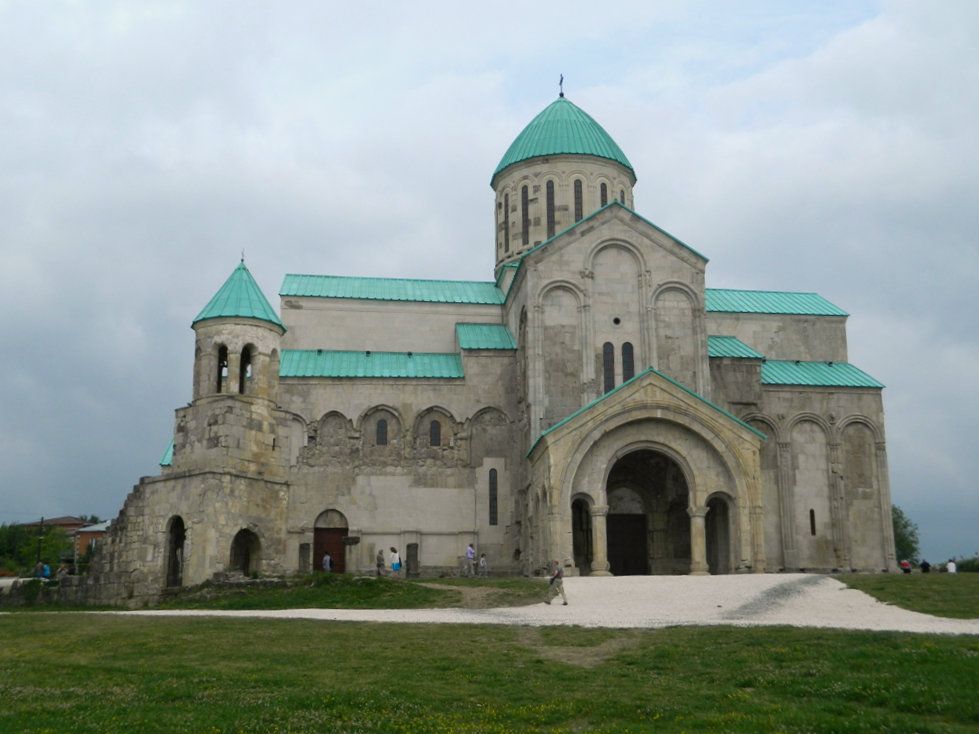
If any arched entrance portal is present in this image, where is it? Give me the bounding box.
[571,498,593,573]
[165,516,185,587]
[606,450,691,575]
[705,495,733,574]
[314,510,348,573]
[230,529,260,575]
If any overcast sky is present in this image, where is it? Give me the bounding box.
[1,1,975,562]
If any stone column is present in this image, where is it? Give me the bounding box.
[589,504,611,576]
[688,506,709,576]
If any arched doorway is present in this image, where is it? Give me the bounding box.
[314,509,348,573]
[705,495,732,574]
[571,498,593,574]
[606,450,691,575]
[230,529,261,575]
[165,516,185,588]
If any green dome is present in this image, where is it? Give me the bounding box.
[193,260,284,330]
[492,97,634,186]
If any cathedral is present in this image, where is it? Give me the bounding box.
[92,94,897,603]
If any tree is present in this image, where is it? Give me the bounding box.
[892,505,920,564]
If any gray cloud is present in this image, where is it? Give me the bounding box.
[1,1,975,561]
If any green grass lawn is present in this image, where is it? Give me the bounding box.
[838,572,979,619]
[0,615,976,733]
[151,574,545,611]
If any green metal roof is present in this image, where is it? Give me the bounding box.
[492,97,634,186]
[707,336,765,359]
[456,323,517,350]
[706,288,847,317]
[281,274,504,305]
[193,261,285,329]
[280,350,464,379]
[528,366,766,456]
[160,439,173,467]
[761,360,883,388]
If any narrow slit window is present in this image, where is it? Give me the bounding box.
[600,182,608,207]
[622,342,635,381]
[619,189,625,204]
[602,342,615,393]
[521,186,529,246]
[238,346,252,395]
[429,419,441,447]
[503,193,510,253]
[376,418,388,446]
[574,180,583,222]
[546,180,555,238]
[489,469,498,526]
[216,345,228,394]
[809,509,816,536]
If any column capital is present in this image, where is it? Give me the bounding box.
[589,504,609,517]
[687,506,708,519]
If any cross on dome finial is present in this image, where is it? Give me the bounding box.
[241,250,245,263]
[559,74,564,98]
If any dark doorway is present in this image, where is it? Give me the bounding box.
[166,516,185,587]
[571,499,593,574]
[230,529,260,575]
[706,496,732,574]
[608,514,648,574]
[605,449,690,575]
[313,509,348,573]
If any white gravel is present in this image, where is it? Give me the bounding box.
[113,574,979,635]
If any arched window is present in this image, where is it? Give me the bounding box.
[600,182,608,207]
[238,346,252,395]
[809,509,816,536]
[545,180,555,238]
[216,345,228,394]
[574,180,583,222]
[622,342,635,381]
[503,193,510,253]
[489,469,498,526]
[376,418,388,446]
[429,419,441,447]
[619,189,625,204]
[521,185,530,246]
[602,342,615,393]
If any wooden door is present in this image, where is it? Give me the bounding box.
[313,528,347,573]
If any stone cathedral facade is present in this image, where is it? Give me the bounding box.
[89,95,897,603]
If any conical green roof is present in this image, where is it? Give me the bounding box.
[193,261,284,329]
[492,97,634,186]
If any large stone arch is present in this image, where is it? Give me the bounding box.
[839,416,887,570]
[538,282,586,428]
[556,405,761,576]
[788,416,835,569]
[650,281,705,393]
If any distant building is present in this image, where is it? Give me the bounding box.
[89,95,897,604]
[74,521,110,561]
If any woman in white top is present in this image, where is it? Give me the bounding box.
[389,547,402,577]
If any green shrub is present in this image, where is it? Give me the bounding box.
[957,556,979,572]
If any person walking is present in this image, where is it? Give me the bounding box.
[465,543,476,577]
[544,560,567,605]
[376,548,385,577]
[389,547,402,578]
[478,553,488,577]
[322,551,332,573]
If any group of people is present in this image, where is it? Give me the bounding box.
[462,543,488,577]
[899,558,958,574]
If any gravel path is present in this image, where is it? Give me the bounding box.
[116,574,979,635]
